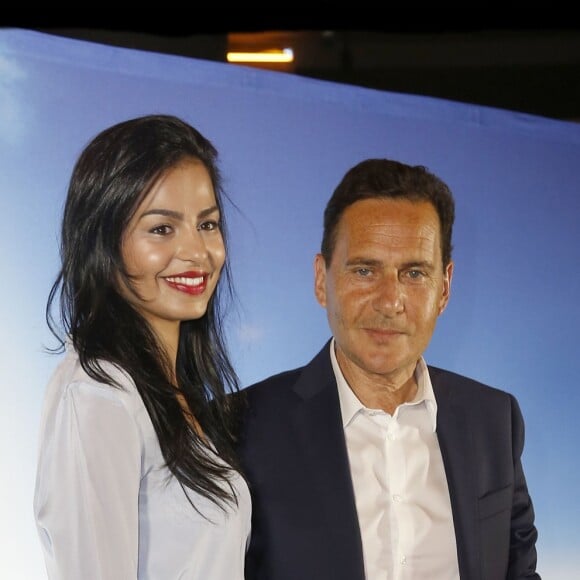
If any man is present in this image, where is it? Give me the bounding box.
[238,158,541,579]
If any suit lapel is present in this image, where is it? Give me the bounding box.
[431,367,480,579]
[290,342,366,577]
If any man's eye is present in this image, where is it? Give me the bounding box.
[407,270,424,279]
[356,268,371,276]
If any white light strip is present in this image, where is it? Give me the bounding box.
[227,48,294,63]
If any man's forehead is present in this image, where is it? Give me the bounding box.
[340,200,440,240]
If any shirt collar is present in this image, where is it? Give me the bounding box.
[330,338,438,432]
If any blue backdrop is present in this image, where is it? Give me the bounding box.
[1,28,579,578]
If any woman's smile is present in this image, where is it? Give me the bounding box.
[164,271,209,295]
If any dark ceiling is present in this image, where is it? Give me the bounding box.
[6,13,580,122]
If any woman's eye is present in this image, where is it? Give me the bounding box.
[151,224,172,235]
[199,219,220,231]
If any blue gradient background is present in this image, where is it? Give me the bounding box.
[1,28,579,578]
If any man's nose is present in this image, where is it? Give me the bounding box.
[372,275,404,315]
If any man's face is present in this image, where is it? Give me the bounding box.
[314,197,453,387]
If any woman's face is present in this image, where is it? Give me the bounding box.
[119,158,225,345]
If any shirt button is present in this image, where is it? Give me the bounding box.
[393,494,402,502]
[401,556,407,565]
[387,432,395,440]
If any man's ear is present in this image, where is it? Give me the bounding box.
[439,261,454,315]
[314,254,327,308]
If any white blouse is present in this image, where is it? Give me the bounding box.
[33,348,251,580]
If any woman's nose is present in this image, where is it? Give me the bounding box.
[178,228,208,262]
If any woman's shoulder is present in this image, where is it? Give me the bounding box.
[39,347,154,445]
[48,346,141,408]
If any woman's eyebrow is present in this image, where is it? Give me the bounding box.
[140,208,183,219]
[139,205,219,220]
[198,205,219,219]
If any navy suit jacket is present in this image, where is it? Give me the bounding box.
[238,340,540,580]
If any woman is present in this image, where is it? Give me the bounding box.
[33,114,250,579]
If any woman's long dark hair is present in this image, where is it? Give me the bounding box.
[46,114,243,510]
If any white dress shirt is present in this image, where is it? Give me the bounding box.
[330,341,460,580]
[33,347,251,580]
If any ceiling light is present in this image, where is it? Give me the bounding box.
[226,48,294,64]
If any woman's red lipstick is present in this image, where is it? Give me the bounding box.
[164,271,208,295]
